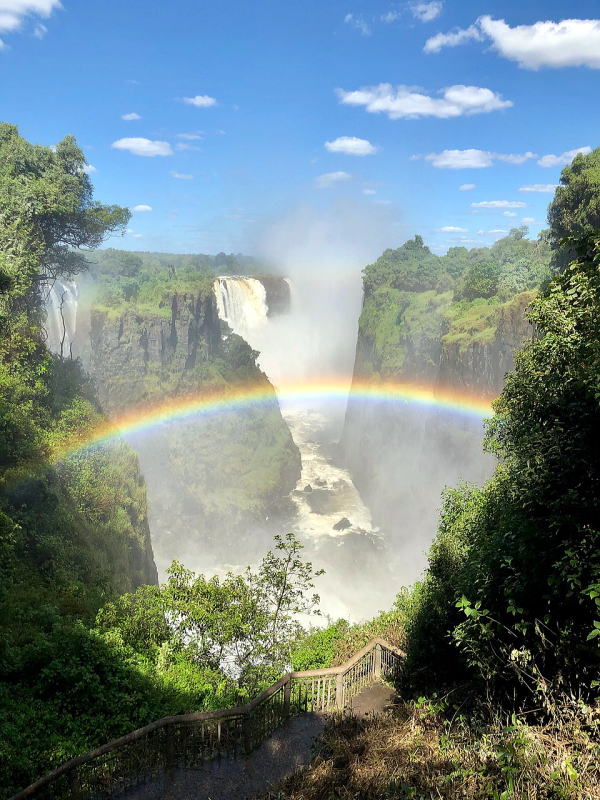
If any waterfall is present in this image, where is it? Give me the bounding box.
[213,277,268,343]
[44,279,78,357]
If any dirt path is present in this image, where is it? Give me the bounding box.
[347,682,397,717]
[120,713,325,800]
[120,683,397,800]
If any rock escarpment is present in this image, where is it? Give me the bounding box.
[342,287,534,581]
[259,275,291,316]
[78,286,300,574]
[87,291,221,413]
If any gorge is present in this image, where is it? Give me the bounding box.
[43,231,541,622]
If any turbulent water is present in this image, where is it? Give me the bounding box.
[44,279,79,357]
[285,409,375,539]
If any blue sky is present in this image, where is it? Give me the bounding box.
[3,0,600,256]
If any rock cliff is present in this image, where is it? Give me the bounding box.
[87,291,221,413]
[78,286,300,575]
[342,287,534,582]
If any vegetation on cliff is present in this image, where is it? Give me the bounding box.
[0,125,161,795]
[0,125,298,795]
[401,234,600,703]
[81,252,300,566]
[277,234,600,799]
[356,227,551,386]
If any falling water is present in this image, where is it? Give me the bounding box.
[214,277,269,341]
[44,279,78,357]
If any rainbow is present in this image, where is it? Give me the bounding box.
[50,378,495,464]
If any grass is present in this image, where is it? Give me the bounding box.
[259,697,600,800]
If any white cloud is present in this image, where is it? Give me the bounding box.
[170,171,193,180]
[425,16,600,70]
[32,22,45,37]
[337,83,512,119]
[418,149,535,169]
[121,112,141,121]
[478,15,600,70]
[423,149,492,168]
[489,228,508,234]
[363,188,377,195]
[519,183,557,193]
[111,138,173,157]
[537,146,592,167]
[496,152,537,164]
[325,136,377,156]
[182,94,217,108]
[424,24,483,53]
[522,217,536,224]
[132,204,152,212]
[175,142,201,151]
[459,183,476,190]
[440,225,468,232]
[177,132,203,140]
[82,164,97,175]
[381,11,400,23]
[503,211,517,217]
[471,200,527,208]
[410,2,443,22]
[0,0,61,36]
[315,171,351,189]
[344,12,371,36]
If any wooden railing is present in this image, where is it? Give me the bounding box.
[12,637,403,800]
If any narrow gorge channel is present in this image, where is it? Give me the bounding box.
[213,276,392,620]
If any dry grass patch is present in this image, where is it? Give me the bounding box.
[259,700,599,800]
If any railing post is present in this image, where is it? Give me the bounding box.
[242,712,253,755]
[283,675,292,717]
[69,770,84,800]
[242,710,252,755]
[335,671,344,709]
[374,644,382,679]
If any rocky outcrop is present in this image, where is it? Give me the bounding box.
[342,289,535,583]
[78,288,301,574]
[87,292,221,414]
[437,292,534,395]
[258,276,291,316]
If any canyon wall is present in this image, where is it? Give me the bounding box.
[343,285,534,582]
[77,283,300,575]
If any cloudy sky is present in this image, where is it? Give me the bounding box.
[3,0,600,254]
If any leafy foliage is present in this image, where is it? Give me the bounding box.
[0,123,128,315]
[0,125,160,797]
[548,147,600,271]
[98,533,323,691]
[357,229,551,379]
[401,236,600,705]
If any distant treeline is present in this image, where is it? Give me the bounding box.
[84,248,277,313]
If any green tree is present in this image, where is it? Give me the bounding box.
[0,123,129,318]
[404,235,600,704]
[456,259,499,300]
[548,147,600,270]
[98,534,324,691]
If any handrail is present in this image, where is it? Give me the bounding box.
[11,637,403,800]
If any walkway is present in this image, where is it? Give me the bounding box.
[120,684,397,800]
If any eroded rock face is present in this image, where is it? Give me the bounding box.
[258,276,291,317]
[88,292,221,414]
[437,292,534,395]
[78,289,301,574]
[342,289,534,584]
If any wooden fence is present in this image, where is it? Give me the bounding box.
[11,637,403,800]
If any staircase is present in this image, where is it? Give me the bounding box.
[12,637,403,800]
